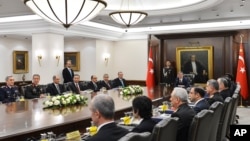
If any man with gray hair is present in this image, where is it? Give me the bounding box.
[0,76,20,103]
[170,87,195,141]
[206,79,224,105]
[86,94,128,141]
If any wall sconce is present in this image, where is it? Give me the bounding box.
[104,53,110,66]
[56,55,60,66]
[37,55,42,66]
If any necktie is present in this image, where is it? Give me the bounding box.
[120,79,124,87]
[106,81,111,88]
[93,82,97,90]
[56,84,61,94]
[68,68,72,77]
[76,83,80,94]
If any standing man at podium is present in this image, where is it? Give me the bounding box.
[62,60,74,83]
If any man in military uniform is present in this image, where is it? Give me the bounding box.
[25,74,46,99]
[0,76,20,103]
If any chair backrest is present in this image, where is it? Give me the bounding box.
[21,84,31,96]
[151,117,179,141]
[118,132,151,141]
[208,101,224,141]
[225,93,239,138]
[216,97,232,141]
[188,109,214,141]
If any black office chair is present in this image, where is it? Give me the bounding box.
[151,117,179,141]
[226,93,239,139]
[216,97,232,141]
[208,102,224,141]
[118,132,151,141]
[188,109,214,141]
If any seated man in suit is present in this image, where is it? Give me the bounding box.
[98,73,112,90]
[217,77,231,100]
[86,94,129,141]
[25,74,46,99]
[131,96,157,133]
[170,87,196,141]
[189,87,210,114]
[67,74,86,94]
[113,71,127,88]
[206,79,224,105]
[87,75,99,92]
[46,75,66,96]
[0,76,20,103]
[174,71,190,88]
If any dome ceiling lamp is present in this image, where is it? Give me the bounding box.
[109,0,148,27]
[24,0,107,28]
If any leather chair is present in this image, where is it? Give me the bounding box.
[208,101,224,141]
[216,97,232,141]
[151,117,179,141]
[188,109,214,141]
[226,93,239,139]
[118,132,151,141]
[21,84,31,96]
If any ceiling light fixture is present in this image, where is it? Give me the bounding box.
[24,0,107,28]
[109,0,148,27]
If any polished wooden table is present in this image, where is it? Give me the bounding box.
[0,86,170,141]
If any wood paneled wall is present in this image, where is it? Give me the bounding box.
[150,30,250,105]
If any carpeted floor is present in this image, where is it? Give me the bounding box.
[236,106,250,124]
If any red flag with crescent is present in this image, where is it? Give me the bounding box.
[146,47,155,88]
[236,42,249,100]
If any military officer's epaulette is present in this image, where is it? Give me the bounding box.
[1,85,7,88]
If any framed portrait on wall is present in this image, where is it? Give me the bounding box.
[176,46,213,83]
[13,51,29,74]
[64,52,80,71]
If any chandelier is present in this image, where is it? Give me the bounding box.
[24,0,107,28]
[109,0,148,27]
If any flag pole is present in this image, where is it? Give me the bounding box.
[239,96,244,108]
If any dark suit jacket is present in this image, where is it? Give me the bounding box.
[131,118,157,133]
[67,82,86,94]
[46,83,65,96]
[193,98,210,114]
[86,122,129,141]
[171,103,196,141]
[87,81,99,92]
[183,60,206,83]
[174,77,190,88]
[220,88,231,100]
[112,78,127,88]
[25,84,46,99]
[98,80,112,90]
[62,67,74,83]
[206,92,224,105]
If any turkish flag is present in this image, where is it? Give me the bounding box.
[146,47,155,88]
[236,42,249,100]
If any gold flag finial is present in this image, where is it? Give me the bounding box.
[240,34,244,44]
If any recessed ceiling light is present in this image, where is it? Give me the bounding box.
[242,0,245,2]
[240,4,244,7]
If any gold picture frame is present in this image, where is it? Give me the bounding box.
[13,51,29,74]
[176,46,213,82]
[64,52,80,71]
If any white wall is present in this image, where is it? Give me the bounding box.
[32,33,64,84]
[96,40,114,80]
[113,40,148,80]
[64,39,96,81]
[0,37,148,83]
[0,37,32,82]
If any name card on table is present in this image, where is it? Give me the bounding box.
[66,130,81,140]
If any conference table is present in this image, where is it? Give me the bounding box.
[0,86,170,141]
